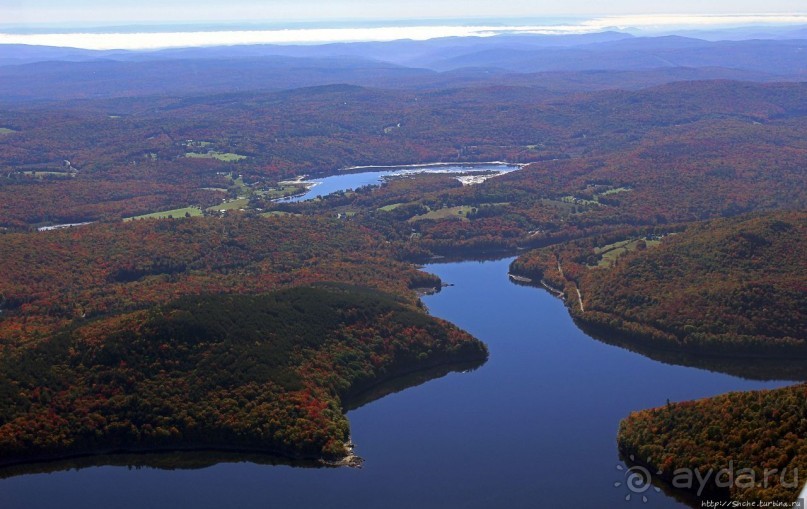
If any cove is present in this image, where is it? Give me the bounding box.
[0,257,792,509]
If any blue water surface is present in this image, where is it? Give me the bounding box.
[0,257,792,509]
[283,163,520,202]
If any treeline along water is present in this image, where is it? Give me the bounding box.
[0,257,790,508]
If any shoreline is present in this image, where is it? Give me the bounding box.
[340,161,525,172]
[573,314,807,361]
[273,161,524,202]
[0,351,486,475]
[506,265,807,365]
[0,442,333,473]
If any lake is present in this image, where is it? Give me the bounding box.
[281,163,522,202]
[0,257,794,509]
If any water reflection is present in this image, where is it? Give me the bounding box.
[507,276,807,381]
[0,360,486,480]
[0,257,796,509]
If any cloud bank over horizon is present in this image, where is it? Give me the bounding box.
[0,14,806,50]
[3,0,806,25]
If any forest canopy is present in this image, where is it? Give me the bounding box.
[0,285,486,464]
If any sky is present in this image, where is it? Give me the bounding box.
[2,0,806,26]
[0,1,805,49]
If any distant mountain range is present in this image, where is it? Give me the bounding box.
[0,30,805,102]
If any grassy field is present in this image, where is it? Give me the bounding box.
[20,171,74,178]
[378,203,405,211]
[0,127,17,135]
[184,140,212,148]
[185,151,247,162]
[409,206,474,222]
[560,196,600,206]
[261,211,299,217]
[540,198,576,212]
[598,187,632,196]
[593,238,662,268]
[225,174,251,195]
[207,198,250,212]
[124,207,203,221]
[259,185,308,200]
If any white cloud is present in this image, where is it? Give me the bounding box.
[0,14,805,50]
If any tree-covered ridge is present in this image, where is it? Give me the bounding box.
[582,211,806,354]
[273,110,806,258]
[0,286,486,465]
[618,383,807,502]
[0,198,480,468]
[1,81,804,230]
[512,211,807,356]
[0,214,439,346]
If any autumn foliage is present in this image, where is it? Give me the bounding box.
[619,384,807,502]
[0,286,486,464]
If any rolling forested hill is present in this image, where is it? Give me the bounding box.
[512,211,806,357]
[0,285,486,464]
[619,383,807,502]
